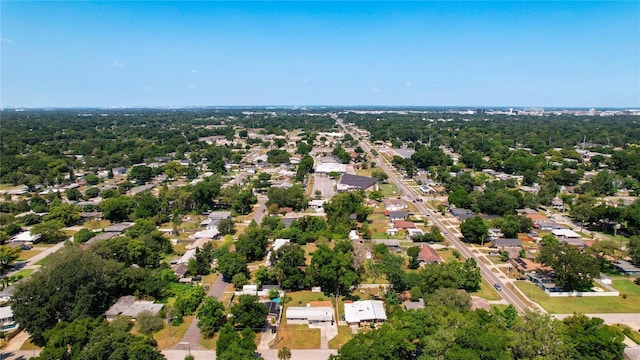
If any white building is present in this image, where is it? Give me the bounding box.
[343,300,387,326]
[286,306,334,327]
[0,306,17,333]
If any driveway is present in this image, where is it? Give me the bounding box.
[172,275,232,350]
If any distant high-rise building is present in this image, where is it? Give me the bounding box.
[588,108,596,116]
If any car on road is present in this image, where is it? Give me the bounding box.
[494,284,502,291]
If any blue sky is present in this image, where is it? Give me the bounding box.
[1,1,638,108]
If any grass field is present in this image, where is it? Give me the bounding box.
[18,249,42,261]
[273,323,320,349]
[471,279,503,301]
[12,268,35,279]
[379,183,400,197]
[83,219,111,230]
[287,291,331,306]
[329,326,354,349]
[153,315,194,349]
[515,281,640,314]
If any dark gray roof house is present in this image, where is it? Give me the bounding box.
[338,174,378,191]
[492,238,522,248]
[387,211,408,220]
[451,208,475,221]
[614,260,640,276]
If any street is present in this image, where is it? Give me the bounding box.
[338,119,531,314]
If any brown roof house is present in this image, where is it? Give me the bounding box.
[417,245,442,264]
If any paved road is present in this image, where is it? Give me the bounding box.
[252,195,268,224]
[161,349,337,360]
[172,274,232,350]
[338,119,531,314]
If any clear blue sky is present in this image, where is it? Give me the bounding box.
[2,1,638,108]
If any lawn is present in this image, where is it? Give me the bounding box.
[355,168,373,177]
[329,326,354,349]
[379,183,400,198]
[612,279,640,296]
[287,291,331,307]
[12,268,35,279]
[18,249,42,261]
[515,281,640,314]
[471,279,503,301]
[613,324,640,344]
[273,323,320,349]
[35,256,54,266]
[83,219,111,230]
[153,315,194,350]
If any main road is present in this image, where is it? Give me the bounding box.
[337,119,531,314]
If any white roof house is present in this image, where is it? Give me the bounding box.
[0,306,17,333]
[273,239,291,252]
[551,229,580,239]
[315,162,347,174]
[11,231,41,243]
[105,296,164,321]
[192,228,219,239]
[343,300,387,326]
[177,248,196,265]
[286,306,334,326]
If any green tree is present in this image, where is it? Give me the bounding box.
[44,203,81,226]
[100,196,134,222]
[136,310,164,334]
[128,165,154,183]
[73,228,95,244]
[538,242,599,291]
[197,297,227,338]
[218,218,236,236]
[629,236,640,265]
[278,346,292,360]
[460,216,489,245]
[232,189,257,215]
[31,220,67,243]
[65,188,81,201]
[217,250,248,281]
[308,241,360,297]
[0,246,21,272]
[562,314,625,359]
[11,246,124,345]
[230,295,268,329]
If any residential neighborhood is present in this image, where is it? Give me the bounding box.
[1,108,640,359]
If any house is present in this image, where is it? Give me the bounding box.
[551,197,565,210]
[535,220,566,231]
[315,162,347,174]
[112,167,127,175]
[417,245,442,264]
[264,300,281,322]
[393,220,416,229]
[492,238,522,248]
[10,231,41,244]
[551,229,581,239]
[404,298,425,310]
[240,285,258,295]
[387,211,408,221]
[192,228,219,240]
[84,231,120,246]
[0,306,18,333]
[385,228,398,236]
[309,199,326,213]
[382,198,407,211]
[337,174,378,191]
[343,300,387,326]
[105,296,164,321]
[450,208,475,221]
[128,184,155,196]
[613,260,640,276]
[372,239,400,249]
[286,305,334,327]
[105,222,134,233]
[406,228,424,238]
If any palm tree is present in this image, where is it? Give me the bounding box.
[278,346,292,360]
